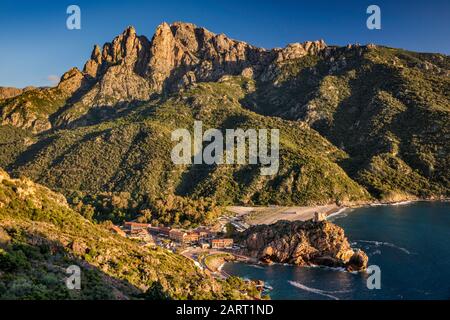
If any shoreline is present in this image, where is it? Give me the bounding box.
[223,198,449,270]
[342,197,450,212]
[219,199,449,299]
[227,197,449,227]
[313,198,449,221]
[211,199,449,280]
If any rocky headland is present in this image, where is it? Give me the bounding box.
[239,219,368,272]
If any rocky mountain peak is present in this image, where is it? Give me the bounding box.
[275,39,327,62]
[57,67,87,94]
[145,21,275,91]
[1,22,331,131]
[46,22,329,126]
[0,87,34,100]
[83,25,150,79]
[78,22,328,95]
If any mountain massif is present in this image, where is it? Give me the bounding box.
[0,22,449,226]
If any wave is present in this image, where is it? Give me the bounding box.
[369,203,387,207]
[248,264,265,270]
[263,281,273,290]
[326,207,348,220]
[370,249,382,256]
[370,200,413,207]
[303,264,348,272]
[355,240,413,255]
[288,281,350,300]
[391,201,413,206]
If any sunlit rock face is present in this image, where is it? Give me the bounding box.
[241,219,368,271]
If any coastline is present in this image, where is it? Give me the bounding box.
[203,199,450,283]
[343,197,450,211]
[222,201,450,299]
[227,197,449,227]
[223,198,449,270]
[226,197,450,226]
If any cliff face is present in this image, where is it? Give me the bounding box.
[240,220,368,271]
[0,87,27,100]
[81,22,326,95]
[1,22,328,131]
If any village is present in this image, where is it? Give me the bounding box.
[110,220,237,250]
[108,215,251,281]
[107,206,261,251]
[108,208,329,282]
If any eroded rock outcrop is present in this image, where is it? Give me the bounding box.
[1,21,328,131]
[0,87,35,100]
[0,168,68,210]
[240,219,368,271]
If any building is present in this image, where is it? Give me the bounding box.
[158,226,171,237]
[200,242,210,249]
[169,229,187,242]
[184,232,200,243]
[168,230,203,244]
[197,231,209,240]
[110,225,126,237]
[211,238,234,249]
[194,227,212,240]
[124,222,150,231]
[148,226,172,237]
[313,212,326,222]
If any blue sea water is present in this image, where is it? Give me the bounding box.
[222,201,450,300]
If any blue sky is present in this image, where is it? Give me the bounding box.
[0,0,449,88]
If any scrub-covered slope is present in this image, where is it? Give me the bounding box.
[0,22,448,226]
[0,169,259,299]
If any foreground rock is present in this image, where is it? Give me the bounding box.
[240,220,368,272]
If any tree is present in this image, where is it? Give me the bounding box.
[80,204,95,221]
[142,282,171,300]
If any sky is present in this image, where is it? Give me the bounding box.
[0,0,449,88]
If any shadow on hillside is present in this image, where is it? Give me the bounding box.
[238,59,332,119]
[101,128,150,192]
[53,99,151,131]
[47,77,97,128]
[48,72,161,132]
[8,135,56,173]
[327,63,406,177]
[8,129,111,179]
[175,163,217,197]
[174,113,253,197]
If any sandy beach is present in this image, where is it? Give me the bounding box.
[227,204,340,225]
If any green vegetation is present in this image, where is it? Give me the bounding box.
[243,46,449,201]
[0,87,69,134]
[3,77,371,226]
[0,45,448,227]
[203,253,234,271]
[0,169,260,300]
[0,125,33,168]
[0,41,448,300]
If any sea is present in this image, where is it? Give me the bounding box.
[222,201,450,300]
